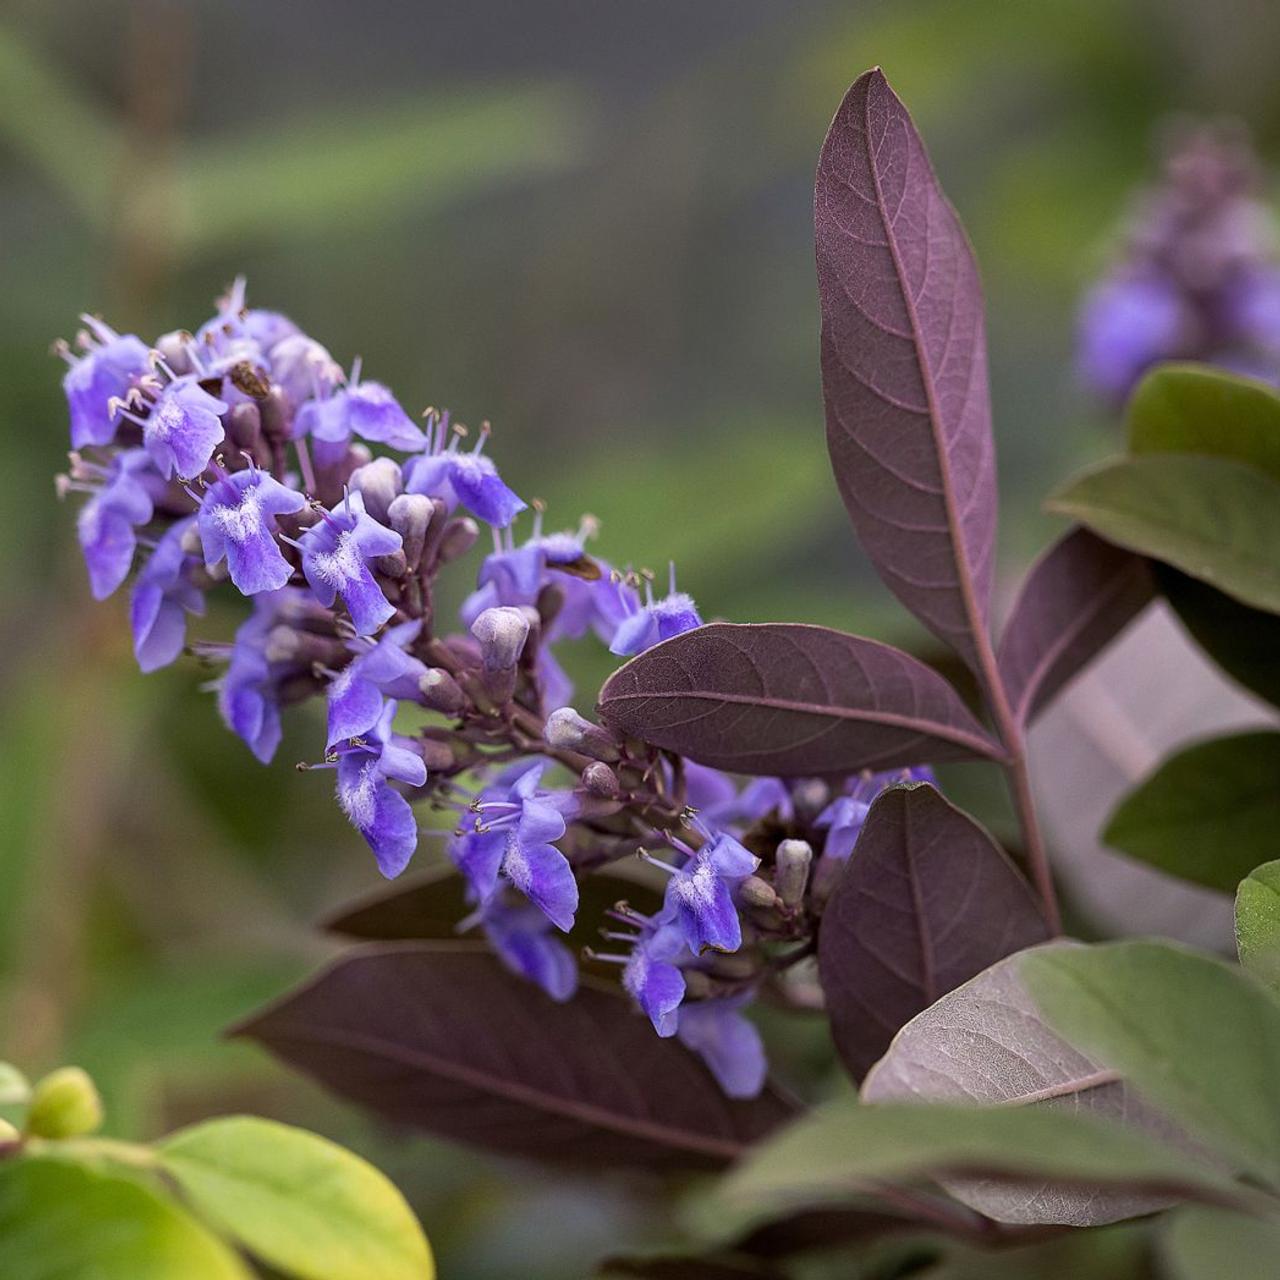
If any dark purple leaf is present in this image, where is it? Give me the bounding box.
[324,866,664,985]
[817,783,1049,1081]
[598,623,1005,776]
[815,68,997,673]
[232,942,795,1170]
[998,527,1155,728]
[596,1255,786,1280]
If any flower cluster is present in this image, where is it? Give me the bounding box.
[55,282,933,1098]
[1078,122,1280,401]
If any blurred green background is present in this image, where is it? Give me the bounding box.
[3,0,1280,1274]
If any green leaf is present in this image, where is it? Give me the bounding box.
[1162,1206,1280,1280]
[158,1115,433,1280]
[1102,733,1280,891]
[1157,564,1280,709]
[702,1099,1240,1235]
[1048,454,1280,615]
[1236,860,1280,992]
[0,1155,251,1279]
[1024,940,1280,1190]
[1129,364,1280,485]
[0,1063,29,1107]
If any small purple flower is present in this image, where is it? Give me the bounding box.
[1226,266,1280,356]
[334,700,427,878]
[296,491,401,636]
[130,517,205,673]
[676,996,767,1099]
[295,369,426,453]
[1077,272,1192,399]
[215,592,302,763]
[816,766,936,860]
[609,566,702,656]
[196,277,299,359]
[326,620,428,751]
[60,317,151,449]
[620,914,688,1037]
[404,415,525,528]
[130,378,227,481]
[197,466,307,595]
[653,831,759,955]
[451,762,579,930]
[479,897,578,1003]
[269,332,343,407]
[73,449,158,600]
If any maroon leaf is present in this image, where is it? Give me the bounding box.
[232,942,795,1170]
[817,783,1049,1081]
[597,623,1005,776]
[815,68,997,674]
[998,527,1155,728]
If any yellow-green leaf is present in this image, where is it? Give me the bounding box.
[159,1115,433,1280]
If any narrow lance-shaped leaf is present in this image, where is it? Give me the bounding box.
[817,783,1049,1081]
[1102,732,1280,892]
[597,623,1005,777]
[233,943,794,1171]
[1235,860,1280,994]
[1024,940,1280,1191]
[863,943,1200,1226]
[998,527,1154,728]
[815,68,997,673]
[1048,453,1280,616]
[706,1099,1241,1238]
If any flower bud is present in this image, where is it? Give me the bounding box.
[419,667,465,715]
[738,874,780,911]
[226,401,263,455]
[775,838,813,909]
[417,738,456,772]
[374,548,408,580]
[437,516,479,565]
[154,330,196,375]
[581,761,620,798]
[388,494,437,573]
[471,607,529,704]
[25,1066,103,1140]
[471,607,529,672]
[350,457,403,525]
[545,707,622,762]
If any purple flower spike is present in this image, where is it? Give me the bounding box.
[198,467,307,596]
[136,378,227,480]
[451,762,579,930]
[130,517,205,673]
[405,417,526,527]
[480,898,578,1002]
[74,449,158,600]
[676,996,767,1099]
[334,700,427,878]
[1077,272,1192,400]
[609,565,701,656]
[622,916,688,1037]
[326,620,427,751]
[296,376,426,452]
[60,317,151,449]
[297,491,401,636]
[658,831,758,955]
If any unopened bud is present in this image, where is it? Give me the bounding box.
[546,707,621,762]
[25,1067,103,1140]
[374,549,408,580]
[471,607,529,672]
[154,330,195,375]
[264,625,343,667]
[226,401,263,455]
[581,761,620,798]
[775,839,813,909]
[437,516,480,564]
[738,874,780,911]
[417,738,456,772]
[350,457,403,525]
[419,667,465,715]
[259,386,291,442]
[388,494,436,573]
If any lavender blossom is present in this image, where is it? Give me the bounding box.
[197,467,307,596]
[59,317,151,449]
[675,996,767,1100]
[404,415,526,527]
[478,898,578,1003]
[609,565,702,656]
[69,449,159,600]
[130,517,205,673]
